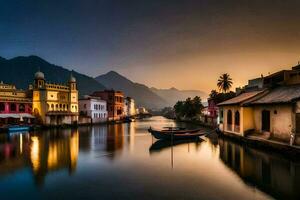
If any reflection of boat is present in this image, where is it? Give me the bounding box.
[149,138,203,153]
[148,127,205,140]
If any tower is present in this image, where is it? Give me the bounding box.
[32,70,47,122]
[69,73,78,113]
[34,71,45,89]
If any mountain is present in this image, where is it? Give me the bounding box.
[0,56,105,96]
[151,87,208,106]
[95,71,168,109]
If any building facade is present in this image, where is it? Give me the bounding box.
[124,97,136,117]
[0,82,34,125]
[79,96,107,123]
[32,71,79,125]
[218,64,300,145]
[91,90,124,121]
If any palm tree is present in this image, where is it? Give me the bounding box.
[217,73,233,93]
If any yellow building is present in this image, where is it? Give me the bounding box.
[32,71,79,125]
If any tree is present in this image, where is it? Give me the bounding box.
[173,96,204,120]
[217,73,233,93]
[209,89,236,104]
[209,89,218,99]
[174,101,184,118]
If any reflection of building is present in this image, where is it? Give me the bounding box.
[0,129,79,186]
[0,82,34,125]
[0,133,31,176]
[91,90,124,121]
[79,96,107,123]
[219,138,300,200]
[124,97,136,117]
[32,71,79,125]
[29,129,79,185]
[106,124,124,154]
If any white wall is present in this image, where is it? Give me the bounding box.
[253,105,293,142]
[79,98,107,123]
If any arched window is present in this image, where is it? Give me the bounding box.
[235,111,240,126]
[227,110,233,131]
[0,103,5,112]
[10,103,16,112]
[19,104,25,112]
[51,104,54,110]
[227,110,232,125]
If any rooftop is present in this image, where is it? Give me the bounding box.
[248,84,300,105]
[218,91,264,106]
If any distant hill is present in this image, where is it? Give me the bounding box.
[95,71,168,109]
[0,56,105,96]
[151,87,208,106]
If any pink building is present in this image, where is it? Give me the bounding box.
[0,82,33,126]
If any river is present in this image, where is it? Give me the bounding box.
[0,116,299,199]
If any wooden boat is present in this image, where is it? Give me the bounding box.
[148,127,205,140]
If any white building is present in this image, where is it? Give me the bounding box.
[124,97,136,117]
[137,107,148,114]
[79,96,107,123]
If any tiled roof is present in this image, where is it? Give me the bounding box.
[218,91,263,106]
[248,84,300,104]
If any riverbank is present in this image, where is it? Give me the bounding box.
[172,117,300,157]
[219,131,300,159]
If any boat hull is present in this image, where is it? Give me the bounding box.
[148,129,205,140]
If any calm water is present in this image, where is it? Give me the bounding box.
[0,116,299,200]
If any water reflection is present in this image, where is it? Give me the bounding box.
[219,138,300,200]
[0,117,299,199]
[149,139,203,154]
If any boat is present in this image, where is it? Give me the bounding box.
[148,127,206,140]
[0,125,32,133]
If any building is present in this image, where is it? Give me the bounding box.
[218,64,300,145]
[201,98,219,126]
[124,97,136,117]
[32,71,79,125]
[137,107,148,114]
[218,90,266,135]
[91,90,124,121]
[0,82,34,126]
[79,96,107,123]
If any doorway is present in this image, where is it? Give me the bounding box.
[262,110,270,132]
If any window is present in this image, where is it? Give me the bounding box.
[19,104,25,112]
[10,103,16,112]
[0,103,5,112]
[84,104,86,109]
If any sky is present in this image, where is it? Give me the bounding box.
[1,0,300,93]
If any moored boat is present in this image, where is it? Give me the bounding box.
[148,127,205,140]
[0,125,32,133]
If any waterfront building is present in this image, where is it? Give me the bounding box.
[79,96,107,123]
[201,98,219,126]
[0,82,34,125]
[32,71,79,125]
[124,97,136,117]
[91,90,124,121]
[218,64,300,145]
[137,107,148,114]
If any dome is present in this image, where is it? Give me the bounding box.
[69,74,76,82]
[35,71,45,79]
